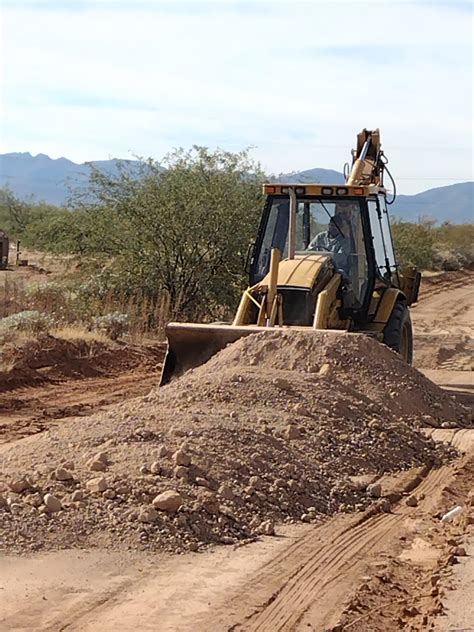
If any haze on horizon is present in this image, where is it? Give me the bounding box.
[1,0,473,195]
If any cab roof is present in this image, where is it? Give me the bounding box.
[263,183,387,197]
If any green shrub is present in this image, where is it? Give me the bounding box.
[92,312,129,340]
[0,310,55,334]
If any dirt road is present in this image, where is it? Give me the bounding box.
[0,272,472,631]
[1,430,472,631]
[0,339,165,443]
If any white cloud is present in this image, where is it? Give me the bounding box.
[1,0,472,193]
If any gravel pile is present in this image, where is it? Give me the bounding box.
[0,331,469,554]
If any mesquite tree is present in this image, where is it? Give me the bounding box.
[71,147,265,320]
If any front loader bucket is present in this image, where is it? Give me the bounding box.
[160,322,271,386]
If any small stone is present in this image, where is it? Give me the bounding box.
[293,403,309,416]
[157,445,169,458]
[173,450,191,467]
[249,476,262,490]
[115,484,130,496]
[198,490,219,514]
[137,506,158,523]
[44,494,62,513]
[174,466,189,480]
[29,492,43,507]
[272,377,291,390]
[71,490,84,502]
[229,411,238,420]
[86,477,107,493]
[195,477,210,488]
[88,459,107,472]
[103,489,116,499]
[430,573,440,587]
[319,363,331,376]
[284,424,301,440]
[406,495,418,507]
[8,478,30,494]
[61,460,75,470]
[55,468,74,481]
[257,520,275,536]
[125,509,139,521]
[218,484,235,500]
[451,545,467,557]
[152,490,183,512]
[150,461,161,474]
[94,452,109,464]
[367,482,382,498]
[139,465,149,474]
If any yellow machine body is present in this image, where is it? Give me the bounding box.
[160,128,420,385]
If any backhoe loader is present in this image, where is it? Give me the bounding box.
[160,128,421,385]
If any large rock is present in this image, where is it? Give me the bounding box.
[8,478,30,494]
[152,490,183,512]
[55,468,74,481]
[367,482,382,498]
[86,477,108,493]
[173,450,191,467]
[88,458,107,472]
[44,494,62,513]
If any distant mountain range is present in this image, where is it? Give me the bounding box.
[0,152,128,206]
[0,152,472,223]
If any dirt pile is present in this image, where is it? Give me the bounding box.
[0,334,165,392]
[0,331,469,554]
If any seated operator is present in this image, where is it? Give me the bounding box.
[307,213,351,271]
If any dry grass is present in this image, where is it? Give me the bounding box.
[0,331,38,371]
[51,326,111,344]
[0,274,169,340]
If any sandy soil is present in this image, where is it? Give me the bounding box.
[0,270,473,631]
[0,337,165,443]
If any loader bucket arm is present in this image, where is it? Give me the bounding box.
[346,128,383,187]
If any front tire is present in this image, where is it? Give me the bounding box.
[382,301,413,364]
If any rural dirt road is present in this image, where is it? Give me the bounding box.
[0,341,165,444]
[0,271,472,631]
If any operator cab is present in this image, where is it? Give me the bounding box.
[250,183,399,319]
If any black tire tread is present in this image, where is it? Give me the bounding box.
[382,300,413,364]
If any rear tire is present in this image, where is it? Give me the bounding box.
[382,301,413,364]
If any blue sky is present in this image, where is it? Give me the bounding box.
[1,0,472,194]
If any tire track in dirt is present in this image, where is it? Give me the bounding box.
[226,461,454,632]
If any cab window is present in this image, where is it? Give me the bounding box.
[368,197,396,278]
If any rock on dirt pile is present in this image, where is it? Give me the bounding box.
[0,331,469,554]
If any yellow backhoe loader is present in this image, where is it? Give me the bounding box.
[160,129,421,385]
